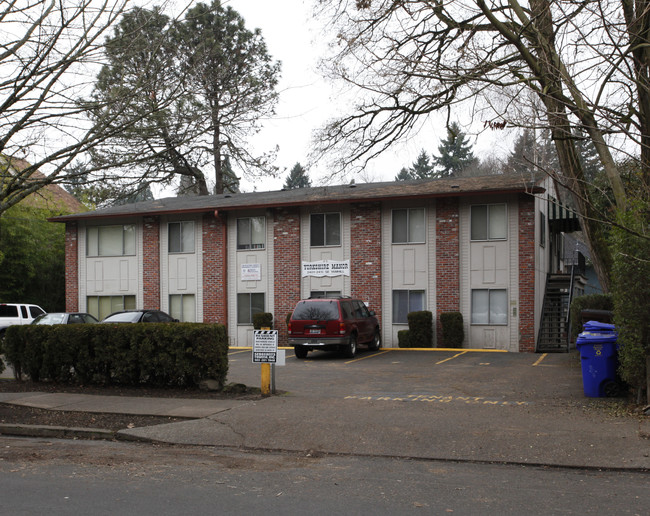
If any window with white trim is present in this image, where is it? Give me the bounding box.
[471,289,508,325]
[168,221,195,253]
[169,294,196,322]
[470,204,507,241]
[392,208,425,244]
[87,295,136,321]
[392,290,425,324]
[237,217,265,250]
[237,293,265,324]
[87,225,135,256]
[310,213,341,247]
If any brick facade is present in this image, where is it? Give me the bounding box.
[273,207,301,345]
[142,216,161,309]
[435,197,460,345]
[350,203,382,321]
[64,222,79,312]
[518,194,536,352]
[202,212,227,323]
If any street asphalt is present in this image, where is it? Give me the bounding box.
[1,348,649,471]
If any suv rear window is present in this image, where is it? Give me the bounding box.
[292,301,340,321]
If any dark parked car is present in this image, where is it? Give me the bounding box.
[32,312,99,325]
[101,310,178,323]
[287,296,381,358]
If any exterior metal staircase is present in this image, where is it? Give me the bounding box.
[536,275,572,352]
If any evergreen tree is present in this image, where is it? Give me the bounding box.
[284,162,311,189]
[432,123,476,178]
[504,129,540,176]
[411,149,434,179]
[395,167,415,181]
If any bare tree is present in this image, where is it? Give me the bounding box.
[315,0,650,290]
[0,0,133,217]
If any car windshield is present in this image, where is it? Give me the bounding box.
[34,313,66,325]
[103,312,142,323]
[292,301,340,321]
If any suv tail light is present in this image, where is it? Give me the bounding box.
[339,322,346,335]
[287,321,292,335]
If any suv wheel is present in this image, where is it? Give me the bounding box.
[368,329,381,351]
[345,334,357,358]
[294,346,308,359]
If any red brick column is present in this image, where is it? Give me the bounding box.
[64,222,79,312]
[518,194,536,352]
[350,202,382,322]
[273,207,301,346]
[436,198,460,345]
[203,212,227,323]
[142,216,161,309]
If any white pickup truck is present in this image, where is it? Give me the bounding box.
[0,303,46,337]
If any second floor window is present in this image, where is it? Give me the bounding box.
[168,221,195,253]
[87,225,135,256]
[471,204,507,241]
[237,217,265,250]
[392,208,425,243]
[310,213,341,247]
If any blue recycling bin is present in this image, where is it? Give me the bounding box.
[575,321,619,397]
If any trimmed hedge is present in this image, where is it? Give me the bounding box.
[253,312,274,330]
[407,311,434,348]
[3,323,228,388]
[397,329,411,348]
[440,312,464,348]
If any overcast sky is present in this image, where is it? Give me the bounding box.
[218,0,510,193]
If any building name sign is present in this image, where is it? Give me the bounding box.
[301,260,350,277]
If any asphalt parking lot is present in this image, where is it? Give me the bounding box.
[227,346,585,405]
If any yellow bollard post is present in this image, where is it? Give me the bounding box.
[261,363,271,397]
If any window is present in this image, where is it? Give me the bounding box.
[470,204,507,241]
[310,213,341,247]
[237,217,265,250]
[237,293,265,324]
[87,295,136,321]
[471,289,508,325]
[168,221,195,253]
[392,208,425,244]
[87,225,136,256]
[169,294,196,322]
[310,291,341,298]
[29,306,45,318]
[392,290,425,324]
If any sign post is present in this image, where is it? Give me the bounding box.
[252,330,278,396]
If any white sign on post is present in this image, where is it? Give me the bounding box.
[252,330,278,363]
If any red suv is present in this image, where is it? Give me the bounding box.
[287,296,381,358]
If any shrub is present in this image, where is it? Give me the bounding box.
[610,205,650,402]
[253,312,274,329]
[440,312,464,348]
[3,323,228,388]
[569,294,614,342]
[407,311,433,348]
[397,330,411,348]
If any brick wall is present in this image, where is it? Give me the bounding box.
[350,203,382,321]
[203,212,227,323]
[273,207,301,345]
[64,222,79,312]
[518,194,536,352]
[435,197,460,345]
[142,216,161,309]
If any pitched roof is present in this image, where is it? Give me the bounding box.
[3,157,85,214]
[50,173,543,222]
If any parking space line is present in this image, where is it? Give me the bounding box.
[435,350,469,364]
[345,349,392,364]
[533,353,547,366]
